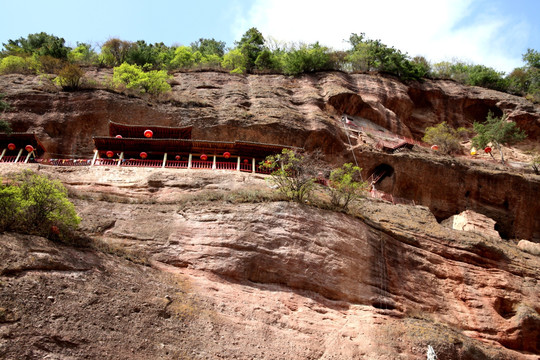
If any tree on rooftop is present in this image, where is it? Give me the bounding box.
[472,112,527,164]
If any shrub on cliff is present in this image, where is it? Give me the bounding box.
[328,163,368,210]
[113,62,171,95]
[422,122,469,154]
[55,63,84,90]
[0,171,81,240]
[261,149,323,203]
[0,55,38,74]
[472,112,527,164]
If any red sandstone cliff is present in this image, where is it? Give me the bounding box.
[1,71,540,359]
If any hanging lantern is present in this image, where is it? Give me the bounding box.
[484,146,492,153]
[115,135,123,139]
[144,129,153,138]
[243,159,249,164]
[223,152,231,159]
[106,150,114,158]
[200,154,208,161]
[431,145,439,151]
[175,155,181,160]
[25,145,34,152]
[470,147,477,156]
[51,225,60,235]
[140,152,148,159]
[7,143,16,151]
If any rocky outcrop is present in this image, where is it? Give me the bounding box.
[442,210,501,240]
[1,71,538,158]
[2,165,536,359]
[359,150,540,242]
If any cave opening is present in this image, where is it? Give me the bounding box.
[368,164,395,193]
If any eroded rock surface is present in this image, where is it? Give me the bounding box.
[1,166,536,359]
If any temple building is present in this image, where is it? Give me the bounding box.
[91,121,299,173]
[0,132,46,163]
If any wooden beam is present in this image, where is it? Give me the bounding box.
[212,155,216,170]
[0,149,5,161]
[90,149,99,167]
[117,152,124,166]
[162,153,167,168]
[237,156,241,171]
[14,148,23,163]
[188,154,192,169]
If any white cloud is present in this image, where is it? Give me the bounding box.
[233,0,530,73]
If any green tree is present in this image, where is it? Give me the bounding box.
[328,163,368,209]
[472,112,527,164]
[169,46,195,69]
[125,41,173,69]
[68,42,97,65]
[113,62,171,95]
[0,171,80,238]
[221,49,247,73]
[191,38,226,57]
[261,149,323,203]
[422,122,469,154]
[2,32,70,59]
[235,27,265,71]
[281,42,332,75]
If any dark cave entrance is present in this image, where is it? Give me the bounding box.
[368,164,395,193]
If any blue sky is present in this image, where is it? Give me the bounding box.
[0,0,538,73]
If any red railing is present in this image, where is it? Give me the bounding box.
[121,159,162,167]
[94,158,119,166]
[215,161,237,170]
[239,163,252,172]
[256,164,273,174]
[0,156,23,163]
[165,160,188,168]
[190,161,213,169]
[44,159,92,166]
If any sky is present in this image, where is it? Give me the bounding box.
[0,0,538,74]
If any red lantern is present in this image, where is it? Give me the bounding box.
[484,146,492,153]
[223,152,231,159]
[51,225,60,235]
[140,152,148,159]
[25,145,34,152]
[175,155,181,160]
[115,135,123,139]
[200,154,208,161]
[106,151,114,158]
[431,145,439,151]
[144,130,153,138]
[7,143,16,151]
[243,159,249,164]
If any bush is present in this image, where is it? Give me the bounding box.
[281,42,332,75]
[0,171,81,239]
[55,63,84,90]
[261,149,323,203]
[531,154,540,174]
[0,55,37,74]
[328,163,368,209]
[221,49,247,74]
[112,62,171,95]
[472,112,527,164]
[68,42,97,65]
[422,122,469,154]
[169,46,195,70]
[0,120,12,134]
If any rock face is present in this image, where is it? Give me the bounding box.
[2,166,538,359]
[442,210,501,240]
[1,69,540,358]
[359,151,540,242]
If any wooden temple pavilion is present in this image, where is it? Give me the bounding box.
[0,132,46,163]
[92,121,299,172]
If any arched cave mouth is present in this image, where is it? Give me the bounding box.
[368,164,394,184]
[464,103,503,123]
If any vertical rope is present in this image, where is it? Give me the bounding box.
[342,115,360,169]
